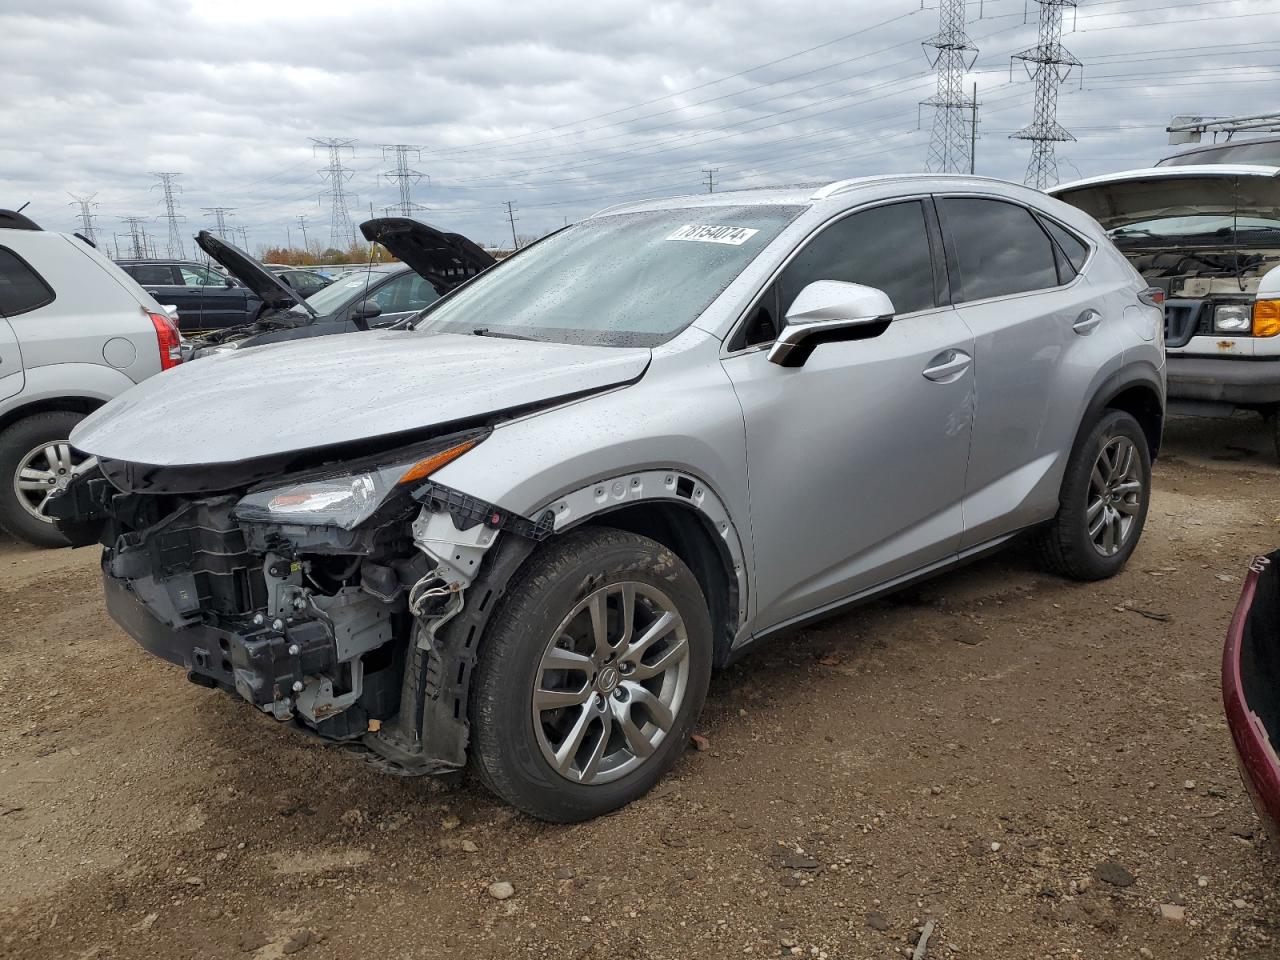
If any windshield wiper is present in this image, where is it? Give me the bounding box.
[471,328,540,342]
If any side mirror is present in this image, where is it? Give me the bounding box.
[350,299,382,330]
[767,280,895,367]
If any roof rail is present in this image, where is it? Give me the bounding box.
[0,209,42,231]
[809,179,870,200]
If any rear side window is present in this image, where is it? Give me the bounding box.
[1040,217,1090,275]
[128,264,179,285]
[778,200,938,317]
[939,198,1060,302]
[0,246,55,317]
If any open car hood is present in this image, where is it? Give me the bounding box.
[71,331,650,467]
[195,231,308,313]
[1049,165,1280,232]
[360,218,494,291]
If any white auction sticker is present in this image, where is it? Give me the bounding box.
[666,224,760,246]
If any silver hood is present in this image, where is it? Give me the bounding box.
[72,331,650,467]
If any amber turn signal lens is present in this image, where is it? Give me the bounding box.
[1254,300,1280,338]
[397,439,480,486]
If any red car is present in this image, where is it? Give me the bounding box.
[1224,553,1280,847]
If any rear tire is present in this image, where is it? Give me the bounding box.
[1036,409,1151,581]
[469,527,712,822]
[0,411,90,548]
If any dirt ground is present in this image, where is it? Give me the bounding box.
[2,416,1279,960]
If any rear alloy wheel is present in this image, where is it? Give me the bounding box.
[1036,409,1151,581]
[470,528,712,822]
[0,411,94,548]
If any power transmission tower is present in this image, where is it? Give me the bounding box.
[201,206,236,239]
[921,0,978,174]
[120,217,150,259]
[702,167,720,193]
[312,137,358,249]
[504,200,519,250]
[380,144,428,217]
[296,215,312,252]
[151,172,186,258]
[237,224,251,250]
[1010,0,1081,190]
[67,193,99,245]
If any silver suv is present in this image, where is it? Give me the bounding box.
[57,175,1164,821]
[0,211,178,546]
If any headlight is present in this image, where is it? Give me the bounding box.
[233,434,482,530]
[1214,304,1251,333]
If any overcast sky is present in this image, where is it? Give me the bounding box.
[2,0,1278,255]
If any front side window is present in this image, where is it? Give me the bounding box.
[417,205,803,347]
[179,265,220,286]
[777,200,938,318]
[0,247,54,317]
[939,198,1060,303]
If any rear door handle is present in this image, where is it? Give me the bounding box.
[922,349,972,382]
[1073,309,1103,335]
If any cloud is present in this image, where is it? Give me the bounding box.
[1,0,1276,252]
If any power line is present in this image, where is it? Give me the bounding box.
[201,206,236,239]
[312,137,358,249]
[67,193,98,245]
[1010,0,1080,189]
[504,200,519,249]
[151,172,186,259]
[922,0,979,173]
[380,144,428,216]
[120,216,150,259]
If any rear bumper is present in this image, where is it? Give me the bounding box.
[1222,558,1280,852]
[1167,354,1280,405]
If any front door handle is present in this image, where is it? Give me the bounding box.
[1073,309,1103,335]
[922,349,972,382]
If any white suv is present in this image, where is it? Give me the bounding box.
[0,210,180,546]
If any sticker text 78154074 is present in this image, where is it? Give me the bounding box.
[666,224,761,246]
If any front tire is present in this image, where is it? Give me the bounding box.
[469,528,712,822]
[0,411,93,548]
[1036,409,1151,581]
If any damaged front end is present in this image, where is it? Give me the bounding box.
[53,431,553,774]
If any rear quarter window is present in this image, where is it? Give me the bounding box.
[0,246,55,317]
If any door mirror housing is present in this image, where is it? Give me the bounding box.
[223,276,235,288]
[767,280,895,367]
[350,298,383,330]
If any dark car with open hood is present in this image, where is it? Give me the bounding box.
[186,218,493,359]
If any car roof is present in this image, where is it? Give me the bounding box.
[1159,134,1280,163]
[591,174,1055,218]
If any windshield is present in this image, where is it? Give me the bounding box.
[415,205,803,346]
[300,269,398,314]
[1109,214,1280,246]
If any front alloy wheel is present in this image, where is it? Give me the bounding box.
[532,581,690,785]
[470,528,712,822]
